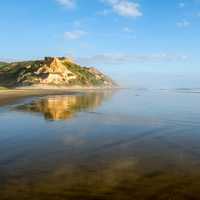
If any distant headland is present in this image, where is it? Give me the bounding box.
[0,57,117,89]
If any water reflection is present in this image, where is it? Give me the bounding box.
[15,91,113,121]
[1,90,200,199]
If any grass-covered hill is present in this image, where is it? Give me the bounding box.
[0,62,7,68]
[0,57,116,88]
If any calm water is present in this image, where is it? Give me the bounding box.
[1,90,200,199]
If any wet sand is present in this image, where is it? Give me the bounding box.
[0,89,82,106]
[0,86,119,106]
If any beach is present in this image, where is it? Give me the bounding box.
[0,89,79,106]
[0,87,118,106]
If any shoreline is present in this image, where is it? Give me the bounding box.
[0,87,119,106]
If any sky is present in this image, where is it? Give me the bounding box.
[0,0,200,88]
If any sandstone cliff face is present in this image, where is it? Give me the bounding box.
[35,57,77,85]
[0,57,116,88]
[16,57,77,85]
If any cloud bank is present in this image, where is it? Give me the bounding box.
[77,53,188,65]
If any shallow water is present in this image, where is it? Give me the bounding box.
[1,90,200,199]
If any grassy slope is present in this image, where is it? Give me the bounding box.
[0,61,41,87]
[64,62,105,86]
[0,62,7,68]
[64,63,103,86]
[0,63,8,89]
[0,86,8,90]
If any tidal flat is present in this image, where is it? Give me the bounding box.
[0,89,200,199]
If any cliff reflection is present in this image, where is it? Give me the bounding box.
[15,91,113,121]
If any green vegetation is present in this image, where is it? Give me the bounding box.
[0,62,7,68]
[0,86,8,90]
[0,61,41,87]
[64,62,105,86]
[0,57,115,88]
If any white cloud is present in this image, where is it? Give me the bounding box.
[177,20,190,28]
[77,53,188,65]
[101,0,142,17]
[56,0,75,9]
[64,30,87,40]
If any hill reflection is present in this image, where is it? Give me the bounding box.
[15,91,113,121]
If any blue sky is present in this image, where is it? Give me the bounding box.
[0,0,200,88]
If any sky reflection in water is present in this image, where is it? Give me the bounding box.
[0,90,200,199]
